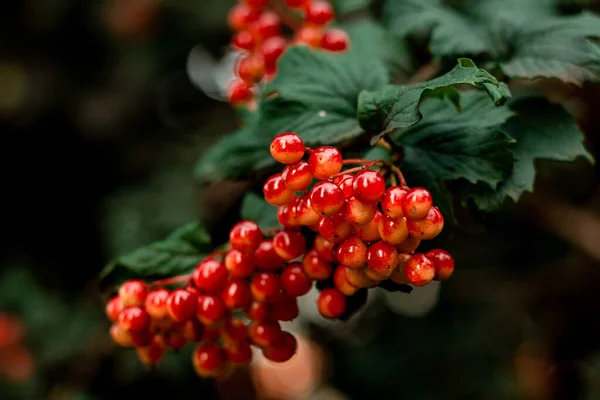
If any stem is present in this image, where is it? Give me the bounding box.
[151,274,192,288]
[390,164,408,187]
[329,160,379,180]
[342,158,375,165]
[390,173,398,187]
[269,0,302,31]
[262,227,281,236]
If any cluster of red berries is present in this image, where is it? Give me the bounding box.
[0,313,34,383]
[227,0,350,106]
[264,132,455,318]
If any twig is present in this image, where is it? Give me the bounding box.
[408,59,442,84]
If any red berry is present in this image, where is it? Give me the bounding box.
[255,239,286,270]
[273,230,307,261]
[378,215,409,245]
[305,1,334,25]
[404,254,435,286]
[236,54,265,83]
[363,267,387,282]
[228,4,260,31]
[264,173,295,206]
[390,253,411,285]
[308,146,343,180]
[426,249,455,281]
[253,11,281,40]
[345,267,377,288]
[396,235,421,253]
[181,319,205,342]
[136,335,166,365]
[118,279,148,307]
[294,25,323,47]
[317,288,346,319]
[245,300,271,321]
[110,323,133,347]
[249,320,281,347]
[366,241,399,277]
[227,79,253,105]
[242,0,269,9]
[280,263,313,297]
[166,289,197,322]
[317,214,353,244]
[353,211,382,242]
[302,249,333,280]
[225,250,256,279]
[144,289,170,320]
[269,295,299,321]
[295,196,320,226]
[221,279,252,310]
[313,234,335,262]
[353,170,386,204]
[333,266,358,296]
[197,294,227,325]
[224,340,253,365]
[118,306,150,332]
[106,296,123,322]
[382,186,408,219]
[310,182,345,216]
[129,328,154,348]
[336,236,367,269]
[277,204,300,228]
[343,196,377,226]
[321,29,350,52]
[251,272,281,301]
[406,206,444,240]
[230,220,263,252]
[232,31,256,51]
[192,343,225,377]
[192,259,229,292]
[270,132,305,164]
[403,188,433,220]
[334,174,354,198]
[282,161,312,190]
[262,331,297,362]
[285,0,309,9]
[202,325,222,342]
[163,329,188,351]
[260,36,287,69]
[222,317,249,343]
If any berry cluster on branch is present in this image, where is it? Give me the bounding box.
[227,0,350,106]
[104,133,455,379]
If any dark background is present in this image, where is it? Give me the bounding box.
[1,1,600,399]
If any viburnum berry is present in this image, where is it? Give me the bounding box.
[308,146,343,180]
[136,335,166,365]
[192,343,226,378]
[197,294,228,325]
[110,323,134,347]
[253,11,281,40]
[295,196,320,226]
[403,188,433,220]
[310,181,345,216]
[426,249,455,281]
[305,1,334,25]
[270,132,305,165]
[396,235,421,254]
[242,0,269,10]
[119,279,148,307]
[336,236,368,269]
[280,263,312,297]
[390,253,411,285]
[193,259,229,292]
[333,265,358,296]
[166,289,197,322]
[317,214,353,244]
[181,319,205,342]
[353,211,382,242]
[345,267,377,288]
[221,279,252,310]
[260,36,287,70]
[334,174,354,198]
[302,249,333,280]
[269,294,299,321]
[366,241,399,277]
[285,0,309,9]
[222,317,249,344]
[144,288,170,320]
[118,306,151,332]
[262,331,297,362]
[228,4,260,31]
[249,320,281,347]
[363,267,387,282]
[321,29,350,52]
[255,239,286,270]
[106,296,124,322]
[232,31,256,51]
[313,234,335,262]
[264,173,295,206]
[378,215,409,245]
[273,229,306,261]
[251,272,281,301]
[277,204,298,228]
[163,329,187,351]
[224,340,253,365]
[236,54,265,83]
[381,186,408,219]
[282,161,312,190]
[294,25,323,48]
[230,220,263,252]
[245,300,271,321]
[227,79,253,105]
[406,206,444,240]
[317,288,347,319]
[353,170,386,204]
[343,196,377,226]
[404,253,436,287]
[225,250,256,279]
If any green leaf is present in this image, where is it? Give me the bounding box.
[194,128,274,182]
[258,45,389,146]
[395,91,516,219]
[357,58,511,136]
[499,12,600,85]
[458,97,594,211]
[330,0,372,14]
[241,192,280,231]
[99,222,212,289]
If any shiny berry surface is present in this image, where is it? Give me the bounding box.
[249,320,281,347]
[273,230,306,261]
[353,170,386,204]
[426,249,455,281]
[166,289,197,322]
[118,306,150,332]
[334,174,354,198]
[106,296,123,322]
[310,181,345,216]
[225,250,256,279]
[227,79,253,105]
[280,263,313,297]
[270,132,305,164]
[406,206,444,240]
[262,331,297,362]
[343,196,376,226]
[263,173,295,206]
[192,343,225,377]
[353,211,382,242]
[255,239,286,270]
[221,279,252,310]
[404,254,436,287]
[403,188,433,220]
[302,249,333,280]
[251,272,281,301]
[321,29,350,52]
[144,289,170,320]
[317,288,347,318]
[318,214,353,244]
[119,279,148,307]
[230,220,263,252]
[197,294,227,325]
[308,146,343,180]
[192,259,229,292]
[282,161,312,190]
[378,215,409,245]
[313,234,335,262]
[333,265,358,296]
[336,236,368,269]
[381,186,408,219]
[305,1,334,25]
[366,241,399,277]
